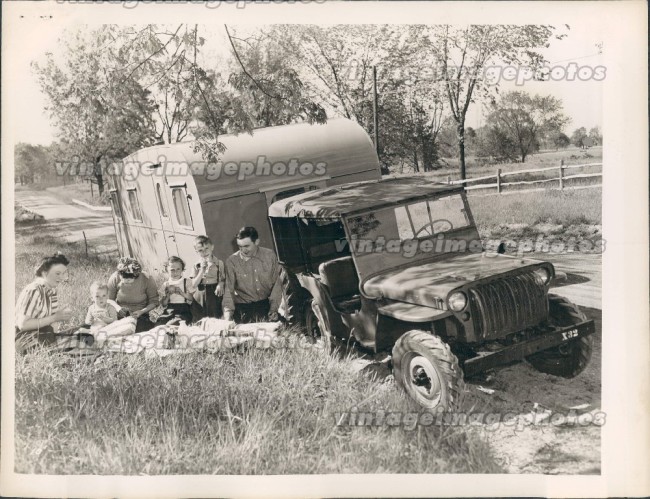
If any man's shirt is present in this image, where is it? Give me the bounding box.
[223,246,281,313]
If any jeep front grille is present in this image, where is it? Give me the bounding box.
[468,273,548,339]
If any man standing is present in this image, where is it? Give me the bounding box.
[223,226,281,323]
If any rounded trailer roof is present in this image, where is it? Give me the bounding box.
[268,176,463,219]
[125,118,380,199]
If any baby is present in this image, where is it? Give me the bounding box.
[85,282,118,332]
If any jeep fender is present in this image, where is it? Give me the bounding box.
[374,301,452,352]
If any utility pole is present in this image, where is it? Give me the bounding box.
[373,66,379,156]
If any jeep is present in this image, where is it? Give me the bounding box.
[268,176,595,410]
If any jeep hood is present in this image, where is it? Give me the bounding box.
[362,253,548,308]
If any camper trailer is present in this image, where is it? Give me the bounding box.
[107,119,381,275]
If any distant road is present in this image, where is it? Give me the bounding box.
[544,253,601,310]
[15,189,118,253]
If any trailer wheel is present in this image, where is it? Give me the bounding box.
[392,330,464,411]
[526,294,593,378]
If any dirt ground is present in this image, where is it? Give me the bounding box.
[463,307,602,474]
[350,307,602,474]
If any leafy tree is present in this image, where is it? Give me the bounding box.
[112,25,206,145]
[589,126,602,145]
[421,25,564,178]
[571,127,588,148]
[276,25,388,128]
[274,25,447,173]
[225,27,326,130]
[33,26,158,195]
[473,125,519,162]
[553,132,571,149]
[15,143,50,185]
[486,91,569,162]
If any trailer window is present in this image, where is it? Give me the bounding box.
[109,191,122,219]
[127,189,143,222]
[155,183,169,218]
[172,187,193,229]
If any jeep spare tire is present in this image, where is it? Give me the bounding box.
[392,330,464,411]
[526,294,593,378]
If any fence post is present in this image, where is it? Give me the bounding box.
[559,160,564,190]
[496,168,502,194]
[83,231,88,258]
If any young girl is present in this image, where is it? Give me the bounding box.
[159,256,195,325]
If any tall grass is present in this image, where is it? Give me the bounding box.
[15,347,499,474]
[14,223,501,475]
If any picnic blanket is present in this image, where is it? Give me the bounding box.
[87,317,282,357]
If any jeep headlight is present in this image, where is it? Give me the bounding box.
[533,267,551,285]
[448,291,467,312]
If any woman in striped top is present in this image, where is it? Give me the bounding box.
[15,253,74,352]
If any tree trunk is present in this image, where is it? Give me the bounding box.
[94,158,104,196]
[422,136,431,172]
[457,122,466,180]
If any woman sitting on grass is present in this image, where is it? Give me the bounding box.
[15,253,74,353]
[107,257,159,333]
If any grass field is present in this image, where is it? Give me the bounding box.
[13,222,501,475]
[469,188,602,241]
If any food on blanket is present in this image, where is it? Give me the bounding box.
[92,316,137,347]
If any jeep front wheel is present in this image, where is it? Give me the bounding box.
[392,330,464,411]
[526,294,593,378]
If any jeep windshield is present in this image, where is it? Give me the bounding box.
[343,193,481,280]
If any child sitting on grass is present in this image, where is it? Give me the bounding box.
[159,256,195,325]
[85,281,118,332]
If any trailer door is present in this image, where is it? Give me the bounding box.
[167,179,205,266]
[108,186,131,257]
[153,176,179,257]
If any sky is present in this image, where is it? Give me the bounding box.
[8,18,603,146]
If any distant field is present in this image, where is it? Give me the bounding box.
[394,146,602,192]
[435,146,602,177]
[470,187,602,226]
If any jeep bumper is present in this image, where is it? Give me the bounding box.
[462,319,595,378]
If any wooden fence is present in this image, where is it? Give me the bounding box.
[446,161,602,195]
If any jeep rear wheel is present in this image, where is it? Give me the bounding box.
[526,294,593,378]
[280,268,308,326]
[392,330,464,411]
[305,300,333,353]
